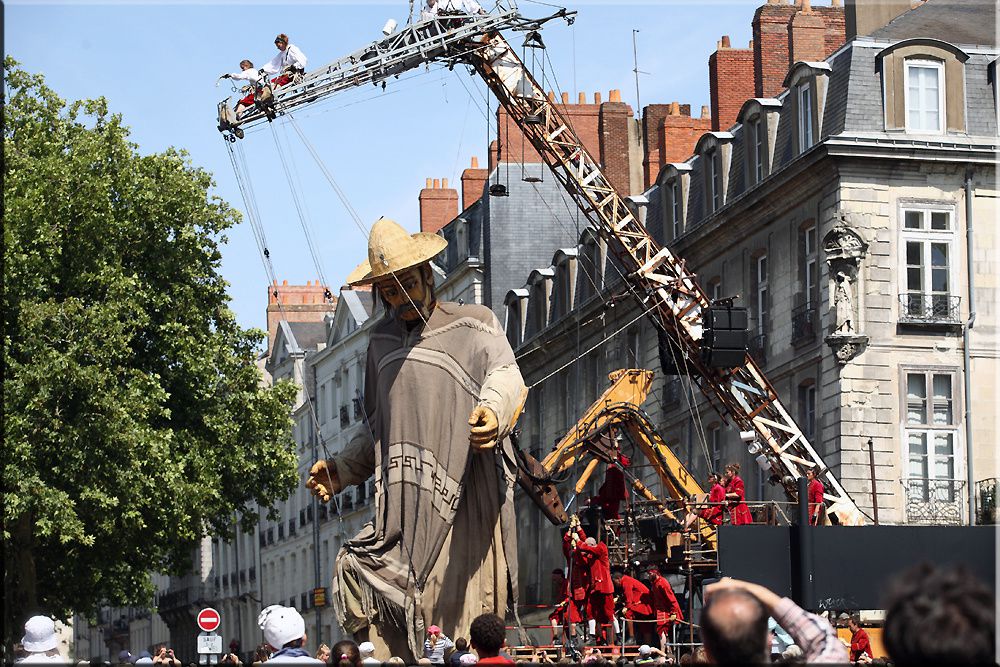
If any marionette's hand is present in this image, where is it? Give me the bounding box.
[468,405,499,450]
[306,459,342,502]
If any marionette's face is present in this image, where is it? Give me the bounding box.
[376,264,436,322]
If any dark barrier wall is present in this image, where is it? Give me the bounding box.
[717,525,996,610]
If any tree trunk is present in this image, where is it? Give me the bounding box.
[4,512,39,657]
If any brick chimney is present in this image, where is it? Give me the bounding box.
[753,0,845,98]
[460,156,488,209]
[419,178,459,235]
[599,90,634,195]
[642,102,712,187]
[709,35,756,132]
[265,279,336,354]
[845,0,911,40]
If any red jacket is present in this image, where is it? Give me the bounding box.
[700,483,726,525]
[575,538,614,595]
[562,529,591,600]
[619,575,652,616]
[808,478,825,525]
[650,574,683,622]
[850,627,872,661]
[726,475,753,525]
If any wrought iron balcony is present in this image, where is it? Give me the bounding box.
[904,478,966,525]
[975,478,996,525]
[899,293,961,324]
[791,304,816,344]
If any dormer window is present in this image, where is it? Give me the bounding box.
[694,133,732,219]
[657,163,691,241]
[797,82,814,152]
[738,98,779,187]
[905,59,944,133]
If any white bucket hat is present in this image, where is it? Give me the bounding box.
[257,605,305,649]
[358,642,376,657]
[22,615,59,653]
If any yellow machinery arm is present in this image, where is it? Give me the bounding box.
[542,369,717,547]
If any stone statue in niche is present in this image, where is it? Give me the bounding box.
[823,218,869,365]
[834,270,855,333]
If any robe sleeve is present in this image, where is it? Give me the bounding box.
[477,313,527,436]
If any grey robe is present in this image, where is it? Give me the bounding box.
[330,302,526,660]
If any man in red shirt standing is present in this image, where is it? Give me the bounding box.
[806,467,827,525]
[612,568,653,645]
[576,535,616,644]
[848,615,873,661]
[646,564,683,654]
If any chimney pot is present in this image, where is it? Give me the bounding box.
[433,178,440,188]
[548,90,556,102]
[700,105,710,118]
[669,101,680,115]
[749,39,754,49]
[831,0,840,5]
[721,35,731,48]
[610,89,621,103]
[594,91,602,104]
[283,280,289,286]
[425,177,432,188]
[801,0,811,11]
[578,92,586,104]
[471,156,479,168]
[442,178,448,188]
[561,91,570,104]
[717,39,722,49]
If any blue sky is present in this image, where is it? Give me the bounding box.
[7,0,757,334]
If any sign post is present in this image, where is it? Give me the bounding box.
[196,608,222,665]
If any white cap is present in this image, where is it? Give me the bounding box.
[257,605,306,648]
[136,659,154,665]
[358,641,376,657]
[638,644,652,656]
[22,615,59,653]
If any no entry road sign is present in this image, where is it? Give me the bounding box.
[197,608,221,633]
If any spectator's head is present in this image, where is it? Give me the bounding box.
[386,658,405,666]
[358,641,376,659]
[469,613,505,658]
[21,616,59,657]
[691,646,707,664]
[253,643,272,662]
[778,645,803,664]
[257,605,306,651]
[117,651,132,664]
[883,563,995,666]
[331,639,360,667]
[848,614,861,633]
[315,643,331,663]
[638,645,652,658]
[700,587,769,665]
[454,638,468,652]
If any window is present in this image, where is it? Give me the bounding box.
[756,255,768,335]
[707,149,722,213]
[708,424,722,474]
[798,382,817,442]
[749,116,765,184]
[797,83,814,152]
[671,179,683,239]
[905,370,959,502]
[709,277,722,304]
[804,225,817,308]
[905,59,944,133]
[900,207,957,322]
[318,384,327,424]
[626,328,641,368]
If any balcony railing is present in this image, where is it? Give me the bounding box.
[975,478,996,525]
[791,304,816,344]
[904,478,966,525]
[899,293,961,324]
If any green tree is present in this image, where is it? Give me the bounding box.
[2,58,299,646]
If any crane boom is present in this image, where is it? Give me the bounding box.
[217,8,863,524]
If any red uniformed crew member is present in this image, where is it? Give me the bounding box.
[576,534,617,644]
[562,518,591,635]
[699,472,727,526]
[723,463,753,525]
[590,453,631,521]
[612,568,653,645]
[646,564,683,654]
[548,568,582,647]
[806,467,827,526]
[848,615,873,661]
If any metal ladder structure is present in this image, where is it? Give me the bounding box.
[217,5,863,524]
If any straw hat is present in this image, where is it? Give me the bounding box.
[346,217,447,286]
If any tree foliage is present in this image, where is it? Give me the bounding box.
[2,57,299,638]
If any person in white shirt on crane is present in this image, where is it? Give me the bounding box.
[221,59,262,118]
[263,33,308,88]
[421,0,486,21]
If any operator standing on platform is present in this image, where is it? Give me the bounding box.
[306,217,526,662]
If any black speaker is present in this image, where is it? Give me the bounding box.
[701,305,749,369]
[636,514,681,540]
[658,329,692,376]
